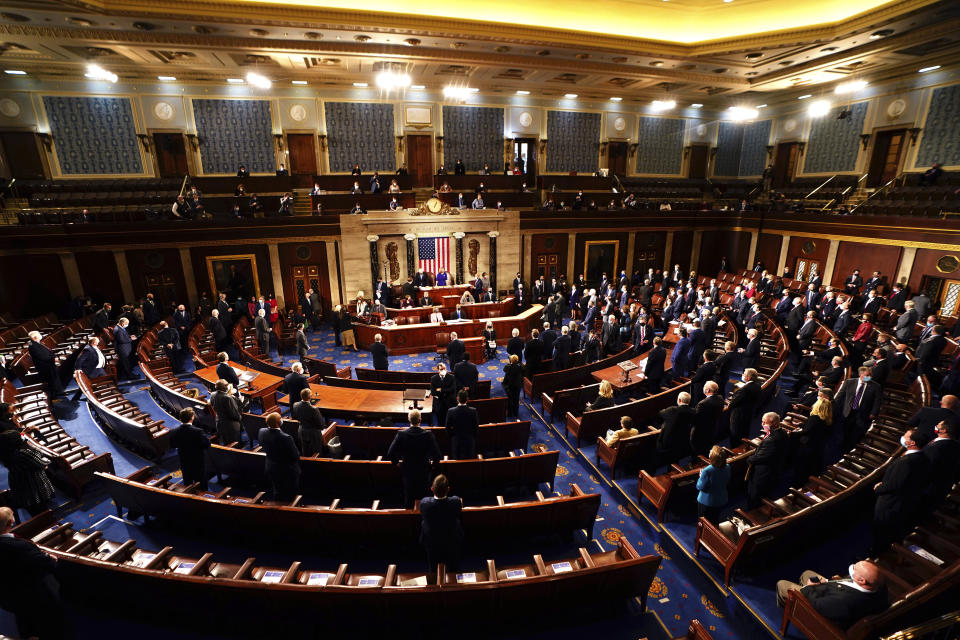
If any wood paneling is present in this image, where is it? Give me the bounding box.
[278,242,331,314]
[287,134,317,175]
[632,231,666,276]
[786,235,831,278]
[531,233,568,283]
[189,245,272,301]
[75,251,124,305]
[830,241,902,289]
[153,133,188,178]
[909,248,960,293]
[125,249,186,308]
[406,134,433,188]
[0,254,68,316]
[573,232,627,285]
[670,231,694,272]
[697,230,751,276]
[756,233,782,273]
[0,132,45,179]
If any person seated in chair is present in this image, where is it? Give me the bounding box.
[604,415,639,447]
[350,202,367,215]
[276,164,288,176]
[586,380,615,412]
[388,196,401,211]
[776,560,887,631]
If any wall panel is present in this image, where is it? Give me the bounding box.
[573,232,627,286]
[830,241,901,289]
[546,111,600,173]
[325,102,395,173]
[442,105,504,172]
[916,84,960,168]
[670,231,694,273]
[635,116,683,175]
[43,96,143,175]
[75,251,124,305]
[192,99,275,174]
[803,101,868,174]
[125,248,186,307]
[188,245,271,304]
[0,253,69,317]
[278,242,331,315]
[785,236,831,277]
[755,233,782,273]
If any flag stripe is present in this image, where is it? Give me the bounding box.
[417,237,449,276]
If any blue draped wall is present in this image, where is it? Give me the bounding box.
[325,102,396,173]
[442,106,504,172]
[546,111,600,173]
[636,116,684,175]
[43,96,143,175]
[916,84,960,168]
[192,99,275,174]
[803,102,867,174]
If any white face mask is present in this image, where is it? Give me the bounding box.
[899,436,908,448]
[848,564,857,582]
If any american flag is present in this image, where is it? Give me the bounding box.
[418,236,450,275]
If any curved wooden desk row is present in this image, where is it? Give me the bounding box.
[695,376,930,587]
[322,421,530,459]
[207,438,554,500]
[353,304,544,355]
[523,343,634,403]
[0,311,63,356]
[10,313,100,381]
[13,511,660,627]
[1,381,114,498]
[323,375,492,399]
[783,485,960,640]
[75,371,170,458]
[99,469,595,548]
[384,298,515,322]
[141,358,217,432]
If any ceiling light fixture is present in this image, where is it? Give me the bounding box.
[375,69,411,91]
[443,85,476,100]
[410,84,425,90]
[650,99,676,111]
[353,82,368,87]
[797,94,812,100]
[727,106,759,121]
[516,90,530,95]
[157,75,176,81]
[755,104,767,108]
[834,80,868,94]
[690,103,703,109]
[226,78,244,84]
[245,71,271,89]
[4,69,27,75]
[808,99,831,117]
[291,80,307,85]
[918,65,941,73]
[610,97,622,102]
[564,93,578,99]
[85,64,118,83]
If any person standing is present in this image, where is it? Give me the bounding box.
[503,354,523,418]
[430,363,457,427]
[210,379,243,446]
[445,390,479,459]
[255,308,270,357]
[72,336,107,400]
[296,323,309,364]
[371,333,389,371]
[746,412,788,509]
[0,431,54,517]
[112,318,137,381]
[696,446,731,524]
[28,331,64,396]
[291,388,326,457]
[387,409,442,508]
[258,412,301,501]
[871,429,931,554]
[419,474,463,575]
[727,368,761,444]
[691,381,723,459]
[834,366,882,450]
[170,407,211,490]
[794,390,833,485]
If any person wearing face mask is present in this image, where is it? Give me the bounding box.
[745,412,788,509]
[834,366,882,450]
[727,368,761,445]
[870,428,932,554]
[794,389,833,485]
[776,560,887,630]
[430,363,457,427]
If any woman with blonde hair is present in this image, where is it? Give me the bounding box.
[586,379,615,412]
[483,321,497,360]
[696,445,730,524]
[794,388,833,485]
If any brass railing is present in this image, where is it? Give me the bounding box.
[881,610,960,639]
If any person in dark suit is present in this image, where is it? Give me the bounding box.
[924,420,960,506]
[915,324,947,379]
[92,302,112,335]
[714,341,736,394]
[692,381,723,459]
[797,311,817,352]
[871,429,931,554]
[215,352,241,389]
[632,317,652,356]
[430,363,457,426]
[794,390,833,485]
[645,337,667,394]
[524,329,544,379]
[655,392,695,470]
[112,318,137,380]
[258,412,301,501]
[27,333,63,398]
[868,347,891,388]
[514,283,527,311]
[583,329,601,364]
[894,301,918,343]
[670,326,692,380]
[690,350,718,405]
[170,407,211,490]
[502,354,523,418]
[173,303,191,347]
[834,366,882,449]
[453,352,479,398]
[843,269,863,296]
[419,474,464,574]
[833,303,853,336]
[738,328,761,370]
[746,412,788,509]
[445,390,479,459]
[506,328,524,363]
[237,165,249,178]
[907,394,959,439]
[727,368,761,444]
[157,320,183,371]
[282,362,309,401]
[601,315,620,357]
[776,560,887,630]
[446,332,465,367]
[210,379,243,445]
[388,409,442,507]
[371,333,389,371]
[72,336,107,400]
[0,506,64,640]
[291,387,326,457]
[552,326,572,371]
[255,308,270,356]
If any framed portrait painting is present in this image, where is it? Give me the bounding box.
[206,254,260,302]
[584,240,619,286]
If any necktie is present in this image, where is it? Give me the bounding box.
[852,383,864,409]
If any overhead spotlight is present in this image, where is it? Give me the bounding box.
[727,106,758,121]
[443,86,475,100]
[918,65,941,73]
[85,64,117,83]
[834,80,868,94]
[650,99,676,112]
[516,90,530,95]
[564,93,578,99]
[375,69,411,91]
[410,84,425,90]
[797,94,812,100]
[245,71,271,89]
[610,97,622,102]
[226,78,245,84]
[808,99,831,117]
[755,104,767,108]
[690,103,703,109]
[157,75,176,81]
[353,82,368,87]
[291,80,307,85]
[4,69,27,75]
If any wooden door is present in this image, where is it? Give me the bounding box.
[688,145,708,179]
[144,273,179,309]
[773,142,799,188]
[152,133,188,178]
[405,134,433,188]
[607,142,628,176]
[291,265,324,315]
[514,138,537,179]
[535,254,560,281]
[867,129,906,188]
[794,258,824,283]
[287,134,317,175]
[0,132,45,179]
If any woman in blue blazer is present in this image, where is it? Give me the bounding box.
[696,446,731,524]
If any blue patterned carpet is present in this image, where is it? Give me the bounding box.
[0,326,786,639]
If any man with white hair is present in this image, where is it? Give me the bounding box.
[656,391,695,469]
[28,330,63,396]
[601,314,620,356]
[282,361,309,401]
[207,308,228,352]
[113,317,137,380]
[746,412,788,509]
[371,333,389,371]
[446,331,465,366]
[553,324,572,370]
[255,307,270,356]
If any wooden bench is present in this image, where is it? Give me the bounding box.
[75,371,170,458]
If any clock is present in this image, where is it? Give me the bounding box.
[426,197,443,213]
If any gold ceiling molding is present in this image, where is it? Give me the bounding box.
[59,0,938,51]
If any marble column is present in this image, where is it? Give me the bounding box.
[404,234,416,279]
[776,234,791,276]
[179,247,199,310]
[367,235,380,296]
[625,232,637,278]
[453,232,466,284]
[746,231,759,271]
[488,231,499,296]
[566,232,576,280]
[267,242,285,309]
[823,241,840,285]
[58,252,83,299]
[663,232,674,273]
[689,231,703,274]
[325,240,342,307]
[113,249,135,302]
[895,247,916,287]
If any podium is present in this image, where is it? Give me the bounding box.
[618,360,639,383]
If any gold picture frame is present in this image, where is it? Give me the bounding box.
[206,254,261,301]
[584,240,620,285]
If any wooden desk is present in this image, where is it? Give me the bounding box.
[194,363,283,412]
[278,382,433,420]
[419,284,471,302]
[590,323,679,393]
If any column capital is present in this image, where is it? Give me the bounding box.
[453,231,466,240]
[403,234,417,241]
[487,231,500,238]
[366,235,380,242]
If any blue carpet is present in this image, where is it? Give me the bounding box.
[2,326,776,639]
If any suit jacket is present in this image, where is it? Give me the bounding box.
[255,315,270,339]
[799,581,888,630]
[714,352,735,385]
[908,406,959,438]
[113,326,132,353]
[258,428,301,473]
[207,316,226,342]
[430,372,457,406]
[0,534,59,612]
[371,342,389,370]
[870,358,891,388]
[690,362,717,404]
[887,290,907,313]
[445,404,479,441]
[894,309,918,341]
[453,361,479,394]
[75,344,106,377]
[657,405,695,456]
[170,422,210,472]
[552,334,572,369]
[749,428,787,488]
[507,336,524,361]
[446,339,465,365]
[834,379,881,418]
[924,437,960,495]
[419,495,463,547]
[583,336,601,363]
[210,390,242,426]
[413,273,430,287]
[875,451,930,520]
[786,306,805,334]
[524,338,544,368]
[216,362,240,387]
[692,395,723,452]
[92,309,111,334]
[296,331,308,358]
[541,329,558,358]
[601,322,620,353]
[728,380,761,431]
[833,311,852,335]
[741,338,760,368]
[291,400,326,431]
[862,297,883,317]
[386,426,441,475]
[797,320,817,350]
[645,346,667,382]
[916,335,946,369]
[282,372,309,400]
[173,310,191,331]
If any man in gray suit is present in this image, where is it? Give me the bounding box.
[210,379,243,446]
[894,300,918,343]
[255,308,270,356]
[296,323,309,363]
